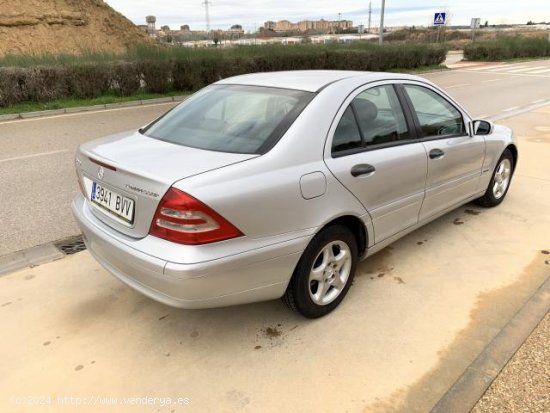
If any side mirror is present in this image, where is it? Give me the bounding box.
[474,120,493,136]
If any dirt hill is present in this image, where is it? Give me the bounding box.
[0,0,151,56]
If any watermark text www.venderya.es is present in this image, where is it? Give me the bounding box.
[14,395,191,407]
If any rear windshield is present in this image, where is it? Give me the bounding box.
[142,84,314,154]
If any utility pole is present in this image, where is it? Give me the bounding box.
[378,0,385,45]
[338,12,341,34]
[368,2,372,33]
[202,0,211,33]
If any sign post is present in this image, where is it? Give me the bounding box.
[471,18,481,41]
[433,12,446,43]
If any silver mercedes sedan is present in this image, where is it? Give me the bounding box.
[72,70,517,318]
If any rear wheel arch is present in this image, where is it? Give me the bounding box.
[317,215,368,258]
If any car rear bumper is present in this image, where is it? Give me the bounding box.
[71,194,309,309]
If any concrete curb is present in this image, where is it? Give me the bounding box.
[430,275,550,413]
[0,243,65,276]
[0,95,186,123]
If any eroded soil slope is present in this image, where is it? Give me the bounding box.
[0,0,150,56]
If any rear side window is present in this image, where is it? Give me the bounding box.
[331,85,411,155]
[143,85,314,154]
[332,106,363,152]
[353,86,410,145]
[403,85,465,138]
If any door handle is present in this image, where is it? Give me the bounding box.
[351,164,376,177]
[429,148,445,159]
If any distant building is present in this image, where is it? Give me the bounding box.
[229,24,244,36]
[263,18,353,33]
[264,21,276,31]
[173,23,244,38]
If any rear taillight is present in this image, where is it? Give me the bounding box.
[75,155,85,196]
[149,187,243,245]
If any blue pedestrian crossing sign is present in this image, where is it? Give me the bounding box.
[433,12,446,25]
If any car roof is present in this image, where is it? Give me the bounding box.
[215,70,424,93]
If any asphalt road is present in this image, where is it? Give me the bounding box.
[1,59,550,255]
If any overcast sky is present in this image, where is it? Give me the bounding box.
[105,1,550,31]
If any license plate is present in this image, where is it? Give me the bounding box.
[88,180,135,225]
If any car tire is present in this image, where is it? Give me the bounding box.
[475,148,514,208]
[282,225,358,318]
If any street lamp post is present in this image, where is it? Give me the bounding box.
[379,0,386,45]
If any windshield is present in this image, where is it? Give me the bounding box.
[142,84,315,154]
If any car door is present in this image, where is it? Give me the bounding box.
[399,83,485,221]
[324,82,428,244]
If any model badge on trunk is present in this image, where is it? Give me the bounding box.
[97,166,104,180]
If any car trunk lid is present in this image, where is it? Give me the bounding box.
[77,130,257,238]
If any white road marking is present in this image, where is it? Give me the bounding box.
[506,66,546,73]
[477,114,489,119]
[467,65,502,71]
[446,83,471,88]
[0,149,69,164]
[455,69,550,79]
[502,106,521,112]
[481,65,529,72]
[482,78,502,83]
[531,99,546,104]
[0,101,177,125]
[466,63,526,71]
[527,68,550,74]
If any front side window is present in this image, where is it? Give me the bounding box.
[331,85,411,155]
[143,85,314,154]
[403,85,465,138]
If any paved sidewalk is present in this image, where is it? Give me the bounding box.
[473,311,549,412]
[472,102,550,413]
[470,105,550,413]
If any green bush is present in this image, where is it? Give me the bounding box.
[139,60,174,93]
[0,68,27,106]
[25,67,69,102]
[66,64,111,99]
[110,62,141,96]
[177,58,205,89]
[0,43,447,107]
[464,37,550,60]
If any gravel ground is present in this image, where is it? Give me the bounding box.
[472,311,550,413]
